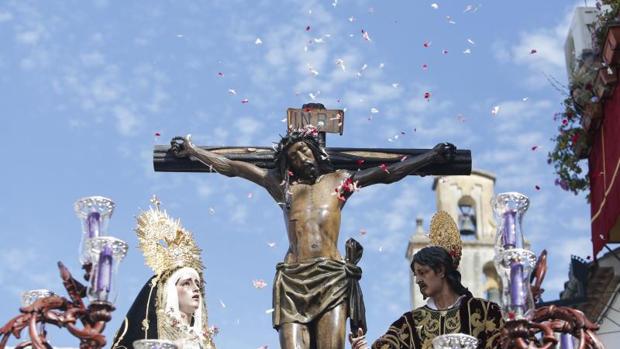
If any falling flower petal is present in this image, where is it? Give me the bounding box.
[370,107,379,114]
[423,41,431,48]
[267,242,276,248]
[379,246,384,252]
[361,29,371,41]
[306,25,311,31]
[308,66,319,76]
[422,64,429,70]
[248,192,253,199]
[464,4,479,13]
[336,58,346,71]
[241,98,249,104]
[379,63,385,69]
[252,279,268,289]
[463,48,471,54]
[530,49,537,54]
[332,0,338,7]
[255,37,263,45]
[228,89,237,95]
[531,145,538,151]
[265,308,274,314]
[431,3,439,9]
[379,164,390,173]
[424,91,432,100]
[522,97,529,101]
[348,16,355,22]
[219,299,226,308]
[467,38,475,45]
[535,185,541,191]
[154,132,161,137]
[491,105,500,115]
[217,72,224,77]
[442,49,449,55]
[208,207,216,215]
[446,16,456,24]
[392,82,399,88]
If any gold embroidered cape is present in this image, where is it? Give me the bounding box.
[371,296,503,349]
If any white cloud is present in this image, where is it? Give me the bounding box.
[114,106,141,136]
[494,5,577,89]
[80,52,105,67]
[0,10,13,22]
[234,117,265,145]
[15,28,43,45]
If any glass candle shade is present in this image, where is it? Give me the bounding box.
[495,248,537,321]
[133,340,179,349]
[21,289,55,334]
[87,236,128,303]
[21,289,54,307]
[74,196,115,265]
[431,334,478,349]
[491,192,529,254]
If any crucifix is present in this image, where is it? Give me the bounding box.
[153,103,471,349]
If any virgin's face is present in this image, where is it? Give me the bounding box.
[176,276,201,315]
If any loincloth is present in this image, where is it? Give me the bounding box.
[272,257,363,329]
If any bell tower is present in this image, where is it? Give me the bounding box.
[406,170,500,309]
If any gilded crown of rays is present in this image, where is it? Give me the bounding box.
[135,197,203,275]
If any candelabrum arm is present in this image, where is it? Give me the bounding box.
[531,250,548,303]
[0,262,114,349]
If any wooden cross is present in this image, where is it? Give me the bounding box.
[153,104,471,176]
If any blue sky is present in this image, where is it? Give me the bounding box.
[0,0,595,348]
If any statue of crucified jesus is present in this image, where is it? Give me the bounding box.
[171,124,456,349]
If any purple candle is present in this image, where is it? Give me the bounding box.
[502,210,516,248]
[96,245,113,296]
[510,262,524,308]
[87,212,101,238]
[560,333,574,349]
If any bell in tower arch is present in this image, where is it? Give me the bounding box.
[458,203,477,236]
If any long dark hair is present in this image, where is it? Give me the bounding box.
[412,246,471,297]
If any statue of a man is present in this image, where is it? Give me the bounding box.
[349,212,503,349]
[172,125,455,349]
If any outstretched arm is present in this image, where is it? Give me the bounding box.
[351,142,456,188]
[171,135,273,188]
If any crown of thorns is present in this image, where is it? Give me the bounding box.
[274,125,323,155]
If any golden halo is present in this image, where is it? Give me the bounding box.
[429,211,462,267]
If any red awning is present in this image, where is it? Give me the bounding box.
[590,86,620,259]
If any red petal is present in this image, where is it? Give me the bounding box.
[155,132,161,137]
